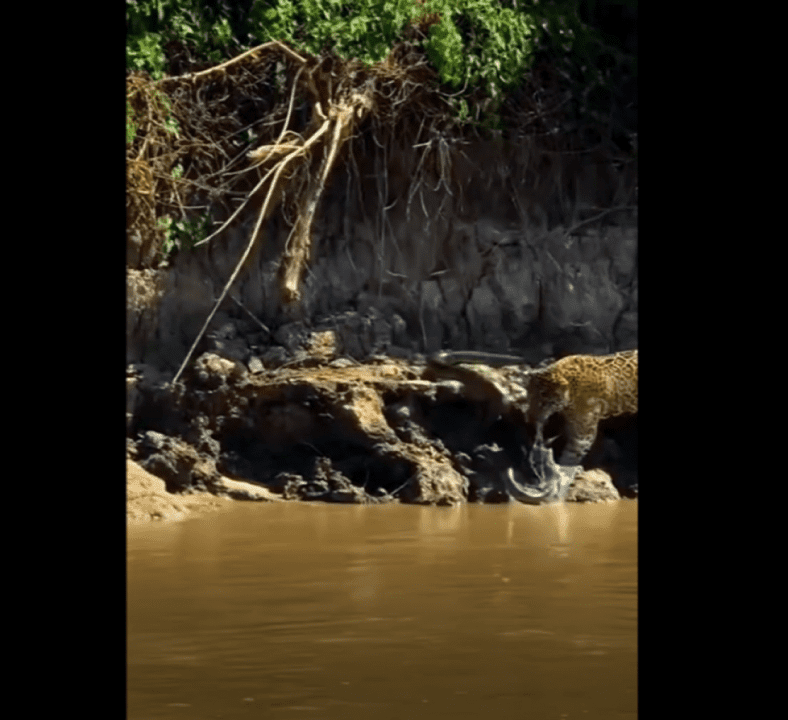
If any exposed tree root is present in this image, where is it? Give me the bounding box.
[161,43,430,385]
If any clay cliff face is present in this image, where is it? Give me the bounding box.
[128,135,636,371]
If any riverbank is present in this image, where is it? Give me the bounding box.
[127,348,637,523]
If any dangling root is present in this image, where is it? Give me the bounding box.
[279,92,374,303]
[170,55,374,386]
[170,136,314,386]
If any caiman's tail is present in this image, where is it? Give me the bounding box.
[503,443,582,505]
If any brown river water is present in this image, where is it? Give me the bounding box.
[127,500,637,719]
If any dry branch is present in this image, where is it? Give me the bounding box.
[157,40,307,86]
[171,127,323,386]
[279,91,374,303]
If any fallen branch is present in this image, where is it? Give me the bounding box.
[171,126,326,386]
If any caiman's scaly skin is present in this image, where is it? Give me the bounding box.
[429,349,569,503]
[427,350,531,425]
[503,444,581,504]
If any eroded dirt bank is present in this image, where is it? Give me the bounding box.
[127,341,637,522]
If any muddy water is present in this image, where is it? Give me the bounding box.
[128,500,637,719]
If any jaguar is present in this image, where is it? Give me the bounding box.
[527,349,638,465]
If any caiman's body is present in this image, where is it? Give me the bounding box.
[427,350,531,420]
[428,350,526,368]
[428,350,577,504]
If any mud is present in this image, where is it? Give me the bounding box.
[127,341,636,521]
[127,459,232,525]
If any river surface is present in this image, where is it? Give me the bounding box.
[128,500,637,719]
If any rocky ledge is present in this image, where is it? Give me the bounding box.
[127,348,637,521]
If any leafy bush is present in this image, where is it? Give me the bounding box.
[126,0,240,79]
[249,1,539,111]
[127,1,634,133]
[249,0,414,65]
[422,2,538,95]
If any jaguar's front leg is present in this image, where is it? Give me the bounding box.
[558,412,600,466]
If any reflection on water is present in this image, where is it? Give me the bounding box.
[128,500,637,719]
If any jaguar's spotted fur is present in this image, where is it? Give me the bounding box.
[527,349,638,465]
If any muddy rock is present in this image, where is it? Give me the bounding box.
[283,457,369,503]
[138,432,219,492]
[403,456,468,505]
[565,469,621,503]
[127,459,230,524]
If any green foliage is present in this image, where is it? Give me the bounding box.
[126,0,242,79]
[421,1,538,99]
[248,0,541,123]
[248,0,415,65]
[126,0,635,134]
[127,30,167,80]
[157,208,214,262]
